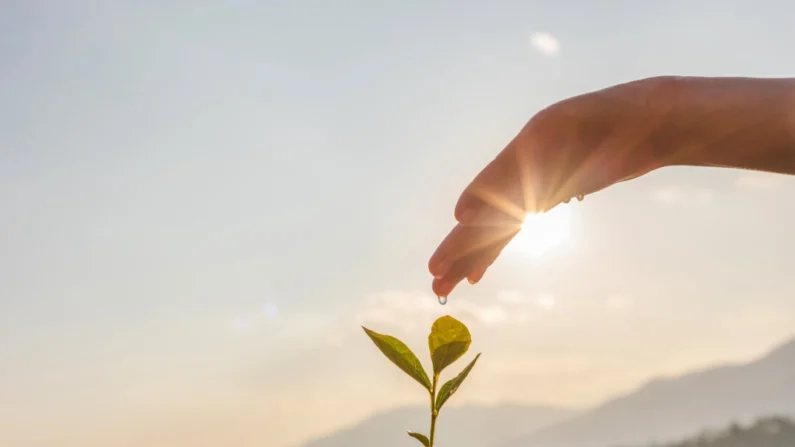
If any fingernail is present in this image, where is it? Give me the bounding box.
[434,275,460,296]
[433,259,451,279]
[467,265,488,284]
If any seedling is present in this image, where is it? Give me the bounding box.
[362,315,481,447]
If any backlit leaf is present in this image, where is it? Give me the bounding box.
[407,431,430,446]
[428,315,471,374]
[435,353,481,411]
[362,327,431,390]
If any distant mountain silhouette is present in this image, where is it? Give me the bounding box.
[301,337,795,447]
[636,416,795,447]
[298,404,576,447]
[501,337,795,447]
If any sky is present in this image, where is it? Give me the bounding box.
[3,1,795,446]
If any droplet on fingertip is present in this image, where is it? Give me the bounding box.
[437,296,448,305]
[576,194,585,201]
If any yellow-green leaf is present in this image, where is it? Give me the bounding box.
[428,315,471,374]
[435,353,481,411]
[362,327,431,390]
[407,431,430,446]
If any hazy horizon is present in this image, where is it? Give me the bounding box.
[4,1,795,446]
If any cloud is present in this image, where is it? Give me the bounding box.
[355,289,538,334]
[496,289,555,310]
[530,31,561,55]
[693,188,714,202]
[228,314,254,332]
[720,309,794,331]
[652,186,713,204]
[735,172,784,191]
[536,294,556,310]
[496,289,528,304]
[354,290,436,334]
[262,301,279,319]
[652,186,680,203]
[485,354,593,376]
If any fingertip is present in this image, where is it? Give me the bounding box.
[429,224,465,277]
[454,197,479,224]
[430,259,451,279]
[432,277,458,299]
[466,264,488,285]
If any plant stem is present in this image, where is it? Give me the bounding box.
[429,373,439,447]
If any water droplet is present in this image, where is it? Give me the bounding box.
[562,197,570,204]
[437,296,448,305]
[576,194,584,202]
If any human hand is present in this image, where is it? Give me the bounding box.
[428,76,684,298]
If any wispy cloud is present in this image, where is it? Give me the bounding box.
[652,186,713,204]
[484,354,593,376]
[228,314,255,332]
[735,172,785,191]
[496,289,528,304]
[530,31,561,55]
[354,289,437,334]
[536,294,557,310]
[355,289,550,334]
[720,309,794,331]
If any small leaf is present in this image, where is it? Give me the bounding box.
[436,353,481,411]
[362,327,431,390]
[407,431,430,447]
[428,315,471,374]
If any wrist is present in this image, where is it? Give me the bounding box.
[661,76,795,172]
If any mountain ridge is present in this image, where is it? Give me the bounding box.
[297,403,577,447]
[300,335,795,447]
[500,335,795,447]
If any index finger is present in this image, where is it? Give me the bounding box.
[454,143,527,226]
[429,222,520,296]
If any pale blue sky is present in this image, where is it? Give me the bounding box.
[3,1,795,446]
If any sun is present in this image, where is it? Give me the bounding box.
[506,203,572,258]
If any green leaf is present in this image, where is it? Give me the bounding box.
[435,353,481,411]
[428,315,471,374]
[407,431,430,447]
[362,327,431,390]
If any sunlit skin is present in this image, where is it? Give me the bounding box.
[429,76,795,299]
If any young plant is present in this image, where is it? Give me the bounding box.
[362,315,481,447]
